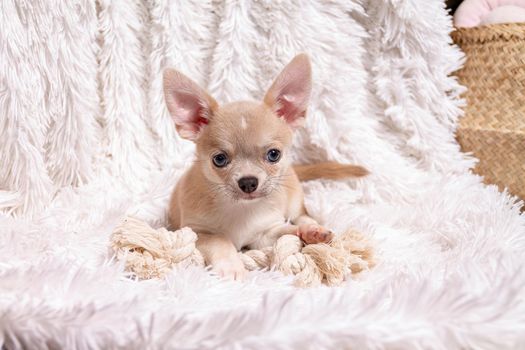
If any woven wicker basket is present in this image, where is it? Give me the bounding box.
[452,23,525,202]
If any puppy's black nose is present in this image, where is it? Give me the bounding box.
[238,176,258,193]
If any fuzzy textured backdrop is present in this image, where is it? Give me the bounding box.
[1,0,524,349]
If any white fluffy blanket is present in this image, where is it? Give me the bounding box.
[1,1,524,348]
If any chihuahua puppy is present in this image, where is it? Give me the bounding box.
[163,54,367,280]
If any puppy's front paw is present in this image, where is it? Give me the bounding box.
[212,257,248,281]
[297,224,334,244]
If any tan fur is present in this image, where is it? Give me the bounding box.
[164,54,368,280]
[293,162,369,182]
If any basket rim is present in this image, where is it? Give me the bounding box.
[451,23,525,44]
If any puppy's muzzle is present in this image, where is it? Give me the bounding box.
[238,177,258,193]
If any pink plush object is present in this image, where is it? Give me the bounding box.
[454,0,525,27]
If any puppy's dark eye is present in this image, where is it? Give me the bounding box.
[212,153,229,168]
[266,149,281,163]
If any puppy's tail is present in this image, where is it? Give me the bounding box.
[293,161,369,182]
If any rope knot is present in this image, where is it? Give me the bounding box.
[110,217,373,287]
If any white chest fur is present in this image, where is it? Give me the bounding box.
[199,199,286,250]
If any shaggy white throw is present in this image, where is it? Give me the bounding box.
[1,0,524,348]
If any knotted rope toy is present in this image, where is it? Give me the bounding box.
[110,217,373,287]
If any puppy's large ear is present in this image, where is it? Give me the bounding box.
[163,69,218,140]
[263,54,312,128]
